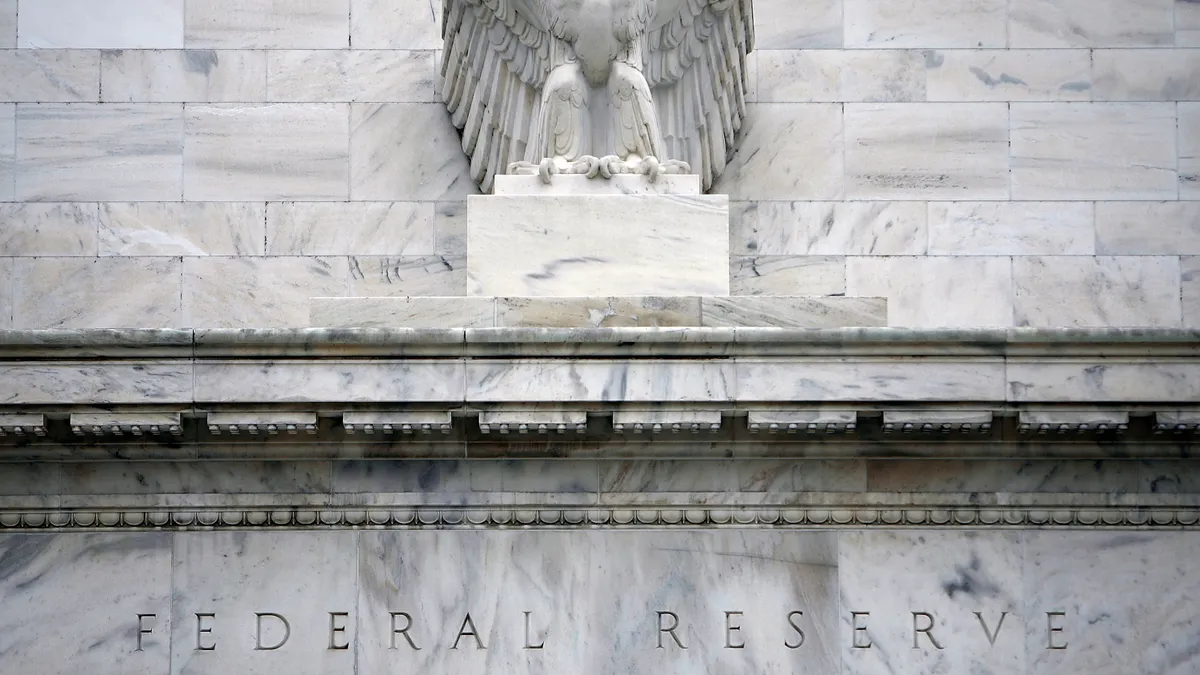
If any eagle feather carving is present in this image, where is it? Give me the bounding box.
[441,0,755,192]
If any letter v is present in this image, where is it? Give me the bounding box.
[973,611,1008,645]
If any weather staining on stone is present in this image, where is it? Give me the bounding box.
[440,0,755,192]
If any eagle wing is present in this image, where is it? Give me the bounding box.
[643,0,754,191]
[441,0,552,192]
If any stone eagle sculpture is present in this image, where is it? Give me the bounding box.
[441,0,755,192]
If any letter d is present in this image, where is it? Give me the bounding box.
[255,612,291,650]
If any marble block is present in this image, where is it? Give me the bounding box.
[17,103,184,201]
[467,191,729,297]
[497,297,701,328]
[101,50,268,103]
[311,297,496,329]
[18,0,185,48]
[0,533,173,674]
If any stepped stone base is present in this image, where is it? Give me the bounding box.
[309,296,887,329]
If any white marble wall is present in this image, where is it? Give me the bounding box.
[0,0,1197,328]
[1,527,1199,675]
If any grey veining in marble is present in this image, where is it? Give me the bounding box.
[1013,256,1182,328]
[101,50,268,103]
[737,358,1005,402]
[730,256,846,296]
[497,297,702,328]
[702,297,887,328]
[12,257,183,329]
[59,461,332,495]
[847,257,1014,328]
[467,195,729,297]
[1009,0,1175,47]
[736,201,927,256]
[925,49,1092,102]
[100,202,266,256]
[1011,103,1177,200]
[185,0,350,49]
[928,202,1095,255]
[845,0,1006,47]
[866,460,1140,493]
[0,50,100,102]
[466,360,732,402]
[184,104,349,201]
[184,257,346,329]
[1096,202,1200,255]
[711,103,844,200]
[267,202,436,256]
[357,531,839,675]
[757,50,925,102]
[349,256,468,296]
[18,0,185,48]
[0,361,193,404]
[840,530,1025,675]
[351,0,442,49]
[1024,532,1200,675]
[1093,49,1200,101]
[0,203,100,256]
[267,50,438,102]
[0,533,172,674]
[195,360,465,403]
[170,531,358,674]
[1007,360,1200,402]
[845,103,1009,199]
[17,103,184,201]
[350,103,476,200]
[311,297,496,329]
[753,0,841,48]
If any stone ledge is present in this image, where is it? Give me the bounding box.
[309,296,888,329]
[2,327,1198,357]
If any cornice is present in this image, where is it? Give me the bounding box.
[2,327,1198,359]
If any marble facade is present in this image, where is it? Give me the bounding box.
[2,2,1200,674]
[4,528,1196,675]
[0,0,1197,328]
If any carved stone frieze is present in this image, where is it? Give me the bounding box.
[1,504,1198,531]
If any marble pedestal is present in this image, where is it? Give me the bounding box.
[467,176,730,297]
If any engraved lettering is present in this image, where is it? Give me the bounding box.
[724,611,745,649]
[390,612,421,650]
[785,611,805,649]
[195,613,216,651]
[911,612,944,650]
[1046,612,1068,650]
[851,612,872,649]
[974,611,1008,646]
[657,611,686,649]
[328,612,350,650]
[524,611,546,650]
[136,614,155,652]
[255,613,291,651]
[451,613,486,650]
